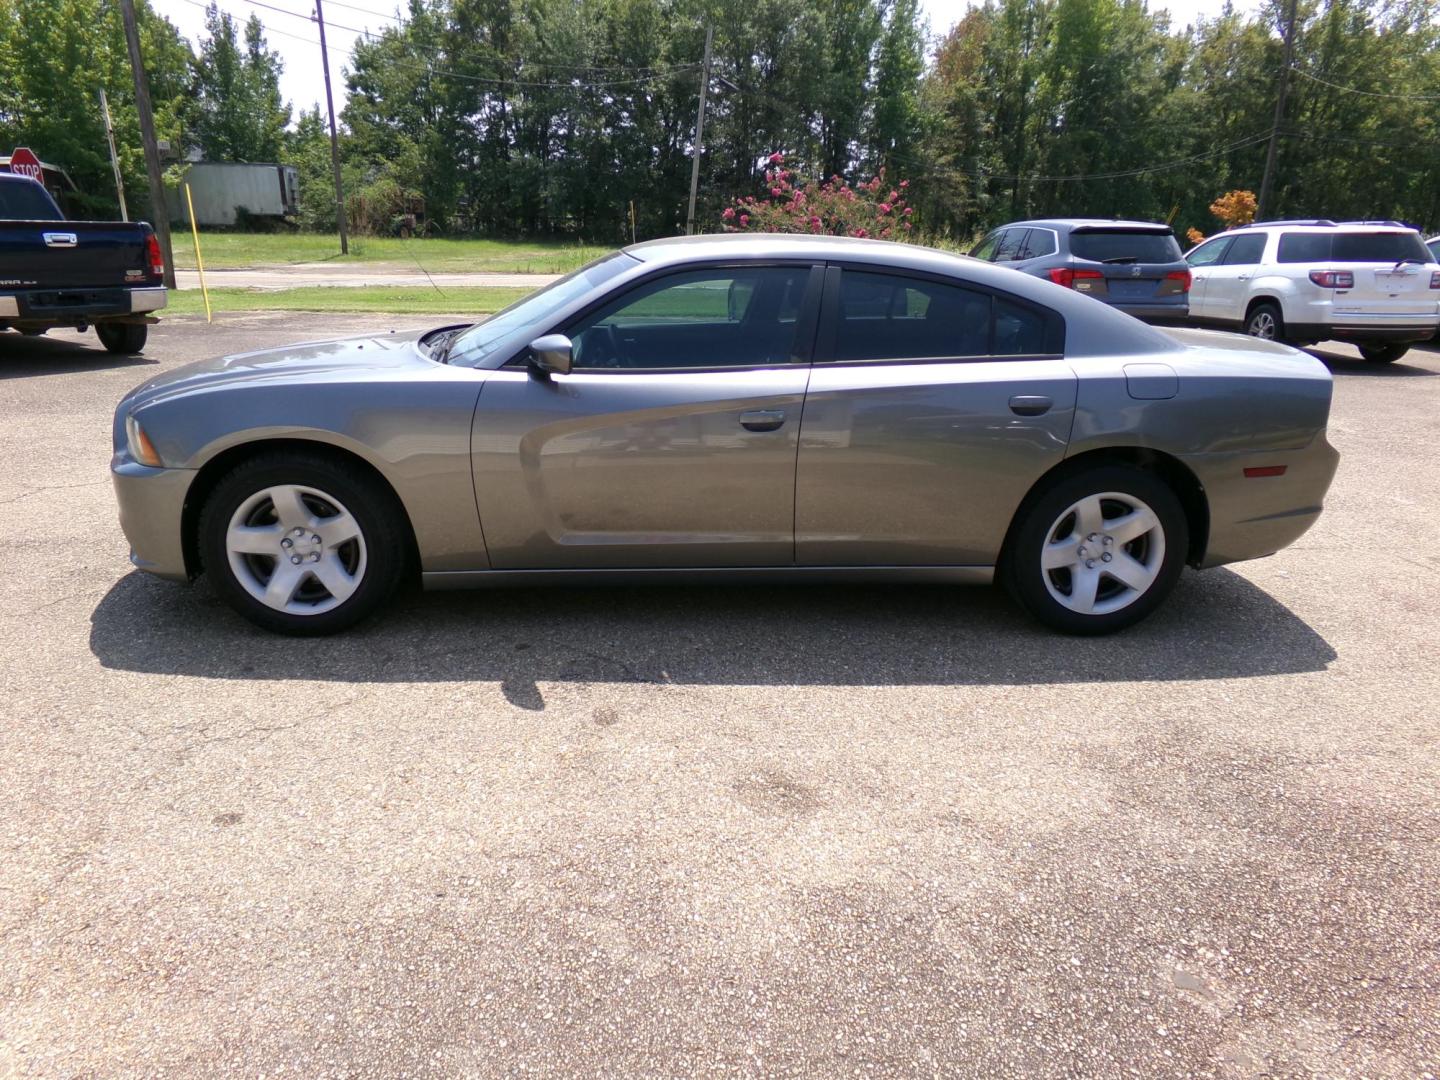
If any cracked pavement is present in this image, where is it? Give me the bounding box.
[1,313,1438,1077]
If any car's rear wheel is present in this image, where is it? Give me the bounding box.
[1244,303,1283,343]
[198,453,405,635]
[1003,465,1188,635]
[96,322,148,354]
[1358,343,1408,364]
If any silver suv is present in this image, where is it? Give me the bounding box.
[1184,220,1440,363]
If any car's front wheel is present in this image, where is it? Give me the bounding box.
[198,453,406,635]
[1003,465,1188,635]
[1358,343,1408,364]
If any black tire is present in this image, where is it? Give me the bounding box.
[1002,464,1189,635]
[96,321,148,354]
[198,452,406,635]
[1244,302,1283,343]
[1358,343,1408,364]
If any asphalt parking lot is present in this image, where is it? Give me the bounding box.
[1,313,1437,1078]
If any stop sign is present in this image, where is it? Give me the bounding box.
[8,147,43,182]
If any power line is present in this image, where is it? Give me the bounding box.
[182,0,699,90]
[1289,65,1440,102]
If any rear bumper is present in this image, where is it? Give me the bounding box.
[1286,320,1437,345]
[0,285,166,326]
[111,458,194,582]
[1186,437,1340,569]
[1110,302,1190,321]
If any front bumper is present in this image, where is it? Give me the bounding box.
[111,458,195,581]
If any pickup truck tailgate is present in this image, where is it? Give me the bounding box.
[0,221,156,289]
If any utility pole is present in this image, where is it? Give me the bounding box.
[685,26,713,235]
[98,88,128,221]
[1257,0,1299,221]
[314,0,349,254]
[118,0,176,288]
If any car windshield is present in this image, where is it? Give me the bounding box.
[447,251,636,366]
[1070,229,1182,264]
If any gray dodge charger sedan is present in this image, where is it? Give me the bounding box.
[111,235,1339,635]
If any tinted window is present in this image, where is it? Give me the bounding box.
[1222,234,1266,265]
[993,297,1049,355]
[993,229,1025,262]
[1278,231,1432,263]
[1070,229,1182,263]
[1276,233,1331,263]
[833,271,1051,361]
[1019,229,1057,259]
[1186,237,1232,267]
[1428,238,1440,262]
[0,177,63,220]
[1333,231,1429,262]
[567,266,810,370]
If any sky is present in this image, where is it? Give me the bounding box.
[153,0,1265,121]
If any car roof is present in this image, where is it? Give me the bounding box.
[1006,218,1173,232]
[621,233,1181,358]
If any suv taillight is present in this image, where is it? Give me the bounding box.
[1309,269,1353,289]
[1048,267,1104,289]
[1165,269,1192,293]
[145,232,164,280]
[1430,271,1440,290]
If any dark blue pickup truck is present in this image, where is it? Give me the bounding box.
[0,172,167,353]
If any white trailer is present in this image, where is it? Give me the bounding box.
[172,162,299,227]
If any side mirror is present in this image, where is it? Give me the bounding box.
[528,334,572,376]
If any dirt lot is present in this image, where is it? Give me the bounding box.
[1,313,1437,1077]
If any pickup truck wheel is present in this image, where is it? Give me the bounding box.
[1359,343,1408,364]
[96,322,147,354]
[198,453,405,635]
[1003,465,1188,635]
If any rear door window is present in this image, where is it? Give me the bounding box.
[1221,234,1266,265]
[1018,229,1057,259]
[1070,230,1182,264]
[993,229,1025,262]
[830,270,1057,361]
[1276,233,1332,263]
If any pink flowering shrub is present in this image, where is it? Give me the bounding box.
[721,153,913,239]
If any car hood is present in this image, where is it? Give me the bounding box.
[123,328,439,408]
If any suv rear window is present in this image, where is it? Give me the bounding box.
[0,177,63,220]
[1277,231,1431,263]
[1070,229,1182,264]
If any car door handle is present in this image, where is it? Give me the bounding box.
[739,409,786,432]
[1009,395,1052,417]
[1237,274,1250,280]
[43,232,78,248]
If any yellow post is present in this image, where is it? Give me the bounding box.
[183,182,212,323]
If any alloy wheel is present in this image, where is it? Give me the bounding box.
[1040,492,1166,615]
[225,484,368,615]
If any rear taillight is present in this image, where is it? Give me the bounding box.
[1308,269,1353,289]
[1165,269,1192,293]
[145,233,164,279]
[1047,267,1104,289]
[1430,271,1440,290]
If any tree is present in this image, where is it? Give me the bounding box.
[193,4,290,162]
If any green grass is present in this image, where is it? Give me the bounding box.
[166,285,534,316]
[170,231,602,273]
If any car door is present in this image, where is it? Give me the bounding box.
[470,263,821,569]
[1199,232,1266,324]
[1183,234,1233,319]
[795,266,1077,566]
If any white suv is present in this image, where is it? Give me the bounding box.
[1184,220,1440,363]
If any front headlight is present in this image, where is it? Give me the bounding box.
[125,413,164,467]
